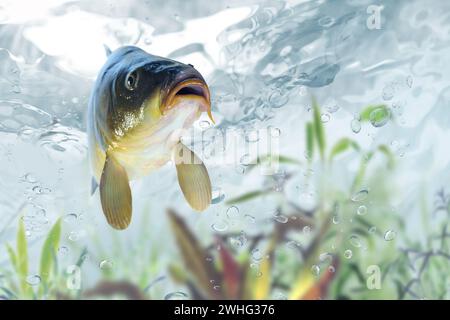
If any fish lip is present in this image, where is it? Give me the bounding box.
[161,76,214,123]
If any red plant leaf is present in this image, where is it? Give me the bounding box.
[216,237,241,299]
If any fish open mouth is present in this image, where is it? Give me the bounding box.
[162,79,214,123]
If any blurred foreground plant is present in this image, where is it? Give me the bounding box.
[391,188,450,299]
[0,99,401,300]
[167,209,338,299]
[167,98,398,300]
[2,218,61,299]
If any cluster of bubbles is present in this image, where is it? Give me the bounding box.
[350,74,415,134]
[249,248,268,278]
[326,186,398,267]
[18,172,56,237]
[211,2,344,127]
[211,204,260,235]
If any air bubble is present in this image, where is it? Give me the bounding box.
[384,230,396,241]
[382,85,395,101]
[320,113,331,123]
[332,215,340,224]
[318,16,335,27]
[23,173,37,183]
[406,75,413,88]
[273,212,288,223]
[286,240,301,250]
[303,226,311,234]
[12,85,21,94]
[199,120,212,129]
[245,131,260,143]
[32,186,51,195]
[351,119,361,133]
[351,189,369,202]
[211,221,228,232]
[357,205,367,216]
[235,165,245,174]
[344,249,353,259]
[226,206,239,219]
[245,214,256,224]
[251,248,263,261]
[230,232,247,248]
[211,188,225,204]
[270,127,281,137]
[239,154,252,166]
[58,246,69,256]
[64,213,78,223]
[369,107,390,128]
[164,291,188,300]
[349,235,362,248]
[26,275,41,286]
[99,260,114,270]
[68,231,79,241]
[311,265,320,276]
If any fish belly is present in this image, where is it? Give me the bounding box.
[113,102,201,180]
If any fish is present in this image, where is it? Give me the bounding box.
[87,46,213,230]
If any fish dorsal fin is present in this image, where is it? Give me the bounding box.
[174,142,212,211]
[103,44,112,57]
[100,152,132,229]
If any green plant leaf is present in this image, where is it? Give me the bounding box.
[76,247,88,268]
[289,267,316,299]
[39,218,61,285]
[5,243,17,272]
[329,138,360,161]
[167,264,188,284]
[252,257,271,300]
[242,253,272,300]
[245,154,301,173]
[352,145,394,190]
[278,155,302,165]
[360,104,388,122]
[16,218,29,296]
[306,122,314,162]
[226,190,270,205]
[312,98,326,160]
[352,151,374,191]
[377,144,395,169]
[0,286,18,300]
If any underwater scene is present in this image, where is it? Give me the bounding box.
[1,0,450,301]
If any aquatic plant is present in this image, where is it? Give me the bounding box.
[0,98,441,300]
[2,218,61,299]
[165,99,399,300]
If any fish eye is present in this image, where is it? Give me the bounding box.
[125,70,139,91]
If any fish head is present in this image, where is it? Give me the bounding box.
[157,62,213,123]
[93,46,212,143]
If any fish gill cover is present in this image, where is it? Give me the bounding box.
[0,0,450,300]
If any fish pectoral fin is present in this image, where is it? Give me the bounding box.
[174,142,212,211]
[100,152,132,230]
